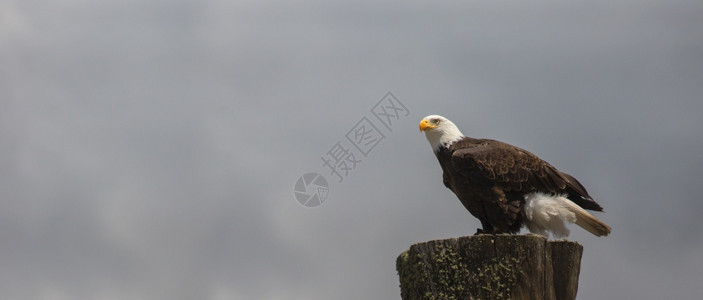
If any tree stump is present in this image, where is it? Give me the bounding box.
[396,234,583,300]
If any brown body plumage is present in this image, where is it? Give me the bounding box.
[437,137,603,234]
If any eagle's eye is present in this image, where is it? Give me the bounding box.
[433,119,440,125]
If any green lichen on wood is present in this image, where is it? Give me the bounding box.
[397,241,470,300]
[426,242,470,300]
[469,256,519,299]
[397,237,521,300]
[398,236,582,300]
[396,251,421,299]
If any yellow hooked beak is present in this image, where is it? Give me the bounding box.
[419,118,437,132]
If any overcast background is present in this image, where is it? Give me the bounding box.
[2,1,703,299]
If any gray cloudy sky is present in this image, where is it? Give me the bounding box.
[2,0,703,299]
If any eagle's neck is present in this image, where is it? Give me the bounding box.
[426,125,464,152]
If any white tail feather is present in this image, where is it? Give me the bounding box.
[522,192,611,238]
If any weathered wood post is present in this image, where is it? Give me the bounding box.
[396,234,583,300]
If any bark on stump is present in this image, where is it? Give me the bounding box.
[396,234,583,300]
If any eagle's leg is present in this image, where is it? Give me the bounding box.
[474,219,495,235]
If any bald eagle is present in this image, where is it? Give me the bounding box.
[420,115,611,238]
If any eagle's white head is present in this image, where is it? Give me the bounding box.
[419,115,465,152]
